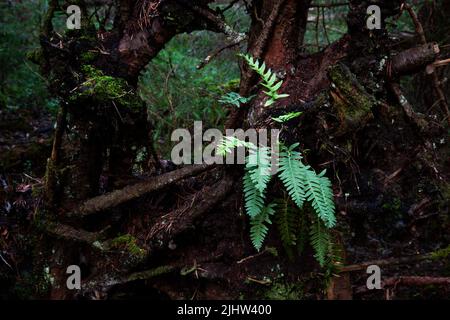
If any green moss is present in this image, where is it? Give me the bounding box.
[110,234,146,258]
[329,63,375,127]
[80,51,97,63]
[26,48,44,65]
[430,245,450,260]
[70,65,141,110]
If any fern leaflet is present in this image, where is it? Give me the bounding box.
[216,136,255,156]
[309,218,331,267]
[243,172,265,218]
[246,146,272,194]
[275,198,297,256]
[250,203,276,251]
[304,169,336,228]
[239,53,289,106]
[278,144,306,208]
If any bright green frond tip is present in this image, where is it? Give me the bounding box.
[239,53,289,106]
[218,92,255,108]
[272,111,303,123]
[216,136,256,156]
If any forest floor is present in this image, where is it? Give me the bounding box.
[1,107,449,299]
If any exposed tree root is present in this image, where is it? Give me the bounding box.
[80,265,178,297]
[147,174,235,252]
[46,222,102,245]
[68,164,215,218]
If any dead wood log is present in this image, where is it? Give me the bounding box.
[389,43,440,77]
[67,164,215,218]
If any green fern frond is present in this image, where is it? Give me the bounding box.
[277,144,306,208]
[218,92,255,108]
[309,218,331,267]
[250,203,276,251]
[272,111,303,123]
[304,169,336,228]
[246,146,272,194]
[243,172,266,218]
[216,136,256,156]
[239,53,289,106]
[275,198,298,251]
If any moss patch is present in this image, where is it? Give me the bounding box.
[110,234,146,258]
[70,65,141,110]
[329,63,375,130]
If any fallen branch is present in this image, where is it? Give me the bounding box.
[148,174,235,251]
[339,246,450,273]
[383,276,450,287]
[46,222,102,245]
[80,265,177,297]
[339,251,441,273]
[68,164,215,218]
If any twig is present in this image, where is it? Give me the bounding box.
[197,38,246,69]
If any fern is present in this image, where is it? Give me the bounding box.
[272,111,303,123]
[309,218,331,267]
[278,144,336,228]
[246,146,272,194]
[239,53,289,106]
[278,143,306,208]
[304,169,336,228]
[250,203,276,251]
[243,172,266,218]
[216,136,255,156]
[275,198,298,256]
[218,92,255,108]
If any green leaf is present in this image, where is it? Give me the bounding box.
[250,203,276,251]
[272,111,303,123]
[216,136,255,156]
[240,53,290,106]
[243,172,266,218]
[303,169,336,228]
[277,146,306,208]
[218,92,255,108]
[310,218,331,267]
[246,146,272,194]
